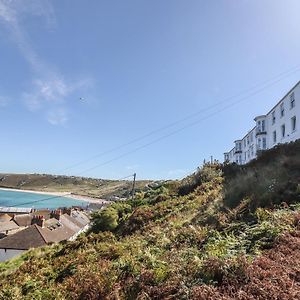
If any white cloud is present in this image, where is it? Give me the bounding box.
[0,0,93,125]
[0,1,16,23]
[23,77,68,111]
[22,75,93,124]
[0,0,56,28]
[0,0,47,73]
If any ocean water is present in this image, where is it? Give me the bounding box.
[0,189,88,209]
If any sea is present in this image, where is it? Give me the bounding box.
[0,189,87,210]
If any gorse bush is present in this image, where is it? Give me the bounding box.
[223,140,300,211]
[178,164,222,196]
[91,202,132,232]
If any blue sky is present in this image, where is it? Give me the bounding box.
[0,0,300,180]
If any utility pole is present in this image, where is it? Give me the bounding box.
[131,173,136,200]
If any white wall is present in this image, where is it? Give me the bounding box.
[224,82,300,164]
[266,84,300,147]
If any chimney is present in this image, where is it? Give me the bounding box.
[31,215,45,228]
[51,209,62,220]
[62,208,73,216]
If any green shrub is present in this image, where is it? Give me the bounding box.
[91,207,119,232]
[178,164,222,196]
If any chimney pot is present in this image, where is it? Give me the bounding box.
[31,215,45,228]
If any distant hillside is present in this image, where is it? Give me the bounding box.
[0,140,299,299]
[0,173,154,200]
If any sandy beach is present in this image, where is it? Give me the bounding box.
[0,187,110,205]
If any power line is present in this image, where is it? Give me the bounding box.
[57,65,300,174]
[0,194,66,208]
[0,173,137,208]
[115,174,136,181]
[75,69,300,175]
[1,67,298,209]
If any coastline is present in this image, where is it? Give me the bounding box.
[0,187,110,205]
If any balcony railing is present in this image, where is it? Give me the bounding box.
[256,128,267,136]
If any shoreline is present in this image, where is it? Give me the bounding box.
[0,187,110,205]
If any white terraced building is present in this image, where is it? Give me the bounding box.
[224,81,300,165]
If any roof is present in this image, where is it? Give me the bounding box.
[44,221,76,243]
[0,225,47,250]
[0,207,32,214]
[13,214,33,227]
[0,220,19,232]
[69,211,89,227]
[0,221,77,250]
[240,126,256,141]
[59,215,81,233]
[0,214,12,222]
[254,115,266,121]
[0,209,90,250]
[265,80,300,116]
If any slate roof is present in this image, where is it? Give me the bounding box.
[13,214,33,227]
[59,215,81,233]
[0,210,90,250]
[45,223,75,243]
[0,220,19,233]
[0,214,12,222]
[0,207,32,214]
[70,211,89,227]
[0,225,48,250]
[44,217,76,242]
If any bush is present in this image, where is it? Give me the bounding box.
[91,207,119,232]
[223,140,300,210]
[179,164,222,196]
[90,202,133,233]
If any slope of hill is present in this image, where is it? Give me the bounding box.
[0,140,299,299]
[0,173,153,200]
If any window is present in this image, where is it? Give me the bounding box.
[281,124,285,138]
[250,132,253,143]
[290,92,295,109]
[262,137,267,149]
[280,102,285,117]
[247,136,250,145]
[257,120,261,133]
[273,131,277,144]
[262,120,265,131]
[244,140,246,148]
[272,111,276,125]
[236,142,241,152]
[258,138,261,149]
[251,145,254,156]
[291,116,296,132]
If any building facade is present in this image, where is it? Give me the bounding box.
[224,81,300,165]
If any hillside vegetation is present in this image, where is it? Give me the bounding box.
[0,173,153,200]
[0,140,299,299]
